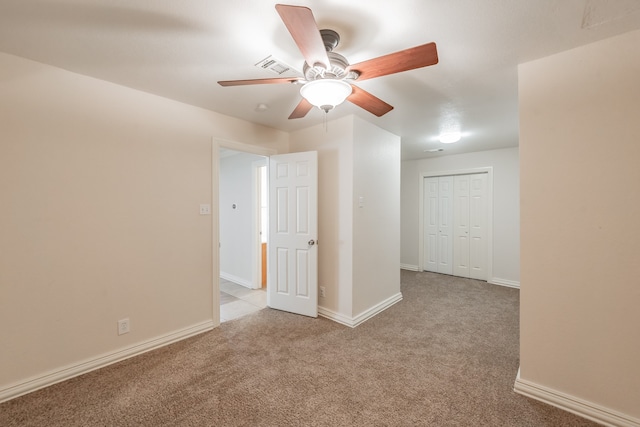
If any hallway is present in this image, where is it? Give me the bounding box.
[219,279,267,322]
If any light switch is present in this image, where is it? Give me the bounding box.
[200,204,211,215]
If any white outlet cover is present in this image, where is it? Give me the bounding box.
[117,318,130,335]
[200,204,211,215]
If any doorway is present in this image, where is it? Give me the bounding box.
[218,147,268,322]
[213,141,319,324]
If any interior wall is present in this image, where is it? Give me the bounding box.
[352,117,401,316]
[0,52,287,399]
[289,116,354,318]
[289,115,402,323]
[219,152,266,288]
[401,147,520,285]
[518,29,640,421]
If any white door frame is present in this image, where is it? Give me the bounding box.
[212,138,278,325]
[417,167,494,281]
[252,160,268,289]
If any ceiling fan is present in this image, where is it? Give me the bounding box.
[218,4,438,119]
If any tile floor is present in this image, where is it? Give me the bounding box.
[220,279,268,323]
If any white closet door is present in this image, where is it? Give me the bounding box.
[424,174,486,279]
[437,176,454,275]
[469,173,487,280]
[423,177,439,272]
[453,175,471,277]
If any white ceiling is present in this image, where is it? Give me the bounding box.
[1,0,640,160]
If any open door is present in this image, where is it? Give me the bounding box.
[267,151,318,317]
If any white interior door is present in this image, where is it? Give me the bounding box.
[469,173,487,280]
[453,175,471,277]
[423,177,439,272]
[268,151,318,317]
[424,173,488,281]
[437,176,454,275]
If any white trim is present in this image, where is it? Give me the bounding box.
[352,293,403,327]
[489,277,520,289]
[216,138,279,157]
[400,263,419,271]
[211,140,220,327]
[514,369,640,427]
[220,272,256,289]
[0,321,214,404]
[318,292,403,328]
[417,167,494,282]
[317,306,355,327]
[252,160,267,290]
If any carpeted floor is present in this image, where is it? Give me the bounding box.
[0,271,599,426]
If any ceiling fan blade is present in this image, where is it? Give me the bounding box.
[288,98,314,119]
[275,4,330,69]
[348,42,438,82]
[348,85,394,117]
[218,77,300,87]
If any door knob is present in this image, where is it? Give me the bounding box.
[308,239,316,246]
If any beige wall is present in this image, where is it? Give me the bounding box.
[0,52,287,398]
[289,115,401,323]
[401,147,520,285]
[289,116,355,317]
[519,29,640,420]
[352,118,401,315]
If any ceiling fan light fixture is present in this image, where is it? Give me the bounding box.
[300,79,352,112]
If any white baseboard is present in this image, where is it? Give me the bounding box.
[514,368,640,427]
[489,277,520,289]
[318,292,403,328]
[220,272,254,289]
[400,263,419,271]
[317,306,355,327]
[0,320,215,404]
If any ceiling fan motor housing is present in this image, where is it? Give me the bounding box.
[320,29,340,52]
[303,51,350,80]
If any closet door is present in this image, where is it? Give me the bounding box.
[424,174,484,279]
[437,176,454,275]
[423,177,439,272]
[453,175,470,277]
[469,173,487,280]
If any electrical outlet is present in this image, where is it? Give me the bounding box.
[117,318,130,335]
[200,204,211,215]
[319,286,326,298]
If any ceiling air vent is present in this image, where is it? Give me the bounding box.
[255,55,293,75]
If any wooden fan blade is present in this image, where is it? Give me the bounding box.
[347,85,394,117]
[348,42,438,82]
[275,4,330,69]
[288,98,314,119]
[218,77,300,87]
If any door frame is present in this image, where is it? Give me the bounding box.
[252,160,268,288]
[417,167,494,280]
[212,138,278,325]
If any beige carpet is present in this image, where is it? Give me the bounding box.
[1,271,598,426]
